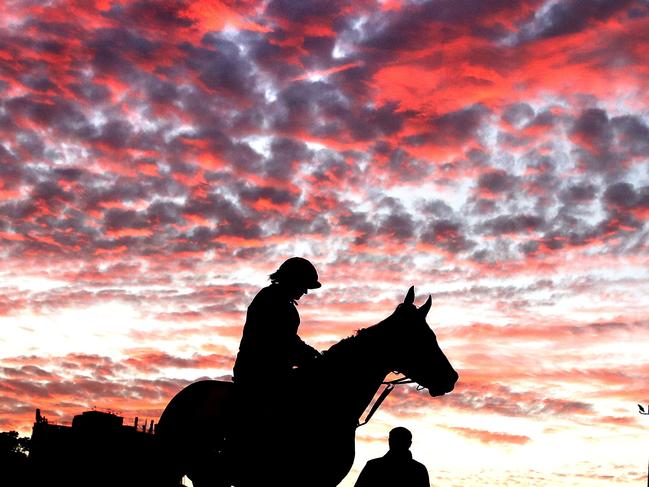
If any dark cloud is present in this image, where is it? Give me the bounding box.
[559,182,598,205]
[358,0,522,55]
[418,199,454,218]
[93,119,136,149]
[570,108,649,176]
[6,96,92,139]
[103,1,195,30]
[265,0,345,23]
[270,80,404,141]
[265,137,312,180]
[280,214,331,236]
[515,0,634,43]
[603,181,649,213]
[480,214,544,236]
[104,208,149,231]
[612,115,649,156]
[414,104,490,147]
[184,35,258,99]
[477,169,517,194]
[572,108,612,149]
[89,27,160,74]
[308,149,361,187]
[420,219,473,254]
[67,81,111,103]
[502,102,535,128]
[240,185,299,208]
[526,109,562,130]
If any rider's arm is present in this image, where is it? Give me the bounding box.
[292,335,321,364]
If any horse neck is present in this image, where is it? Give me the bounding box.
[324,320,395,422]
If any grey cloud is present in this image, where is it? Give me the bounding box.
[103,1,195,29]
[6,96,92,139]
[184,35,258,99]
[104,208,149,231]
[502,102,535,128]
[68,81,112,103]
[514,0,633,43]
[418,199,454,218]
[560,182,598,205]
[570,107,649,175]
[405,105,490,148]
[240,185,299,208]
[265,137,312,180]
[265,0,344,23]
[612,115,649,156]
[420,219,474,254]
[477,169,517,194]
[89,27,159,74]
[480,214,545,236]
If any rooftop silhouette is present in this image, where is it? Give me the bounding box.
[26,408,158,487]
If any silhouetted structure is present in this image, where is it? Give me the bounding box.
[354,426,430,487]
[640,404,649,487]
[28,408,158,487]
[157,286,458,487]
[0,430,30,485]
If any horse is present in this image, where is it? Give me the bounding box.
[154,287,458,487]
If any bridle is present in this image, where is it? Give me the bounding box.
[356,373,425,428]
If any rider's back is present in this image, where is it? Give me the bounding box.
[233,284,301,387]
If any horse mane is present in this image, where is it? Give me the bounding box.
[323,329,364,358]
[322,314,393,362]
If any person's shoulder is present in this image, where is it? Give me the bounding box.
[251,285,277,302]
[360,457,384,474]
[410,457,429,473]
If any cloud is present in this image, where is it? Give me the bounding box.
[515,0,634,43]
[1,5,648,483]
[445,426,531,445]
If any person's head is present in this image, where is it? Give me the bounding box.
[270,257,321,300]
[388,426,412,452]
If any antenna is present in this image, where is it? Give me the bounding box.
[639,404,648,487]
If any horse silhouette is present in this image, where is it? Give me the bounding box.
[155,287,458,486]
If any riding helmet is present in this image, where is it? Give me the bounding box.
[272,257,322,289]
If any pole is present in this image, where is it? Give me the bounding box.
[639,405,648,487]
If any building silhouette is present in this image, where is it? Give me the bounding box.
[28,408,159,487]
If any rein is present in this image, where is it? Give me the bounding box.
[356,375,419,428]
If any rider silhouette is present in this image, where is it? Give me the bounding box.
[354,427,430,487]
[233,256,322,390]
[230,258,322,480]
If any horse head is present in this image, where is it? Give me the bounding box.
[386,286,458,397]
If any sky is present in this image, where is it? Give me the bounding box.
[1,0,649,485]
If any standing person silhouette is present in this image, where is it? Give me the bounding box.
[233,256,322,390]
[354,427,430,487]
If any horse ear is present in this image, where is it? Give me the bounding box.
[419,295,432,317]
[404,286,415,305]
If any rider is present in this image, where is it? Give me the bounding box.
[233,256,322,390]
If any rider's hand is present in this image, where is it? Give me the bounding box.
[308,346,321,360]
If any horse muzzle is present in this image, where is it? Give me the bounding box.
[428,370,459,397]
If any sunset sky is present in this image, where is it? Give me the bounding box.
[1,0,649,485]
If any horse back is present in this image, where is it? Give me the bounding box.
[156,380,235,470]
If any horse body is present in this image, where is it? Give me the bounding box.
[156,287,458,486]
